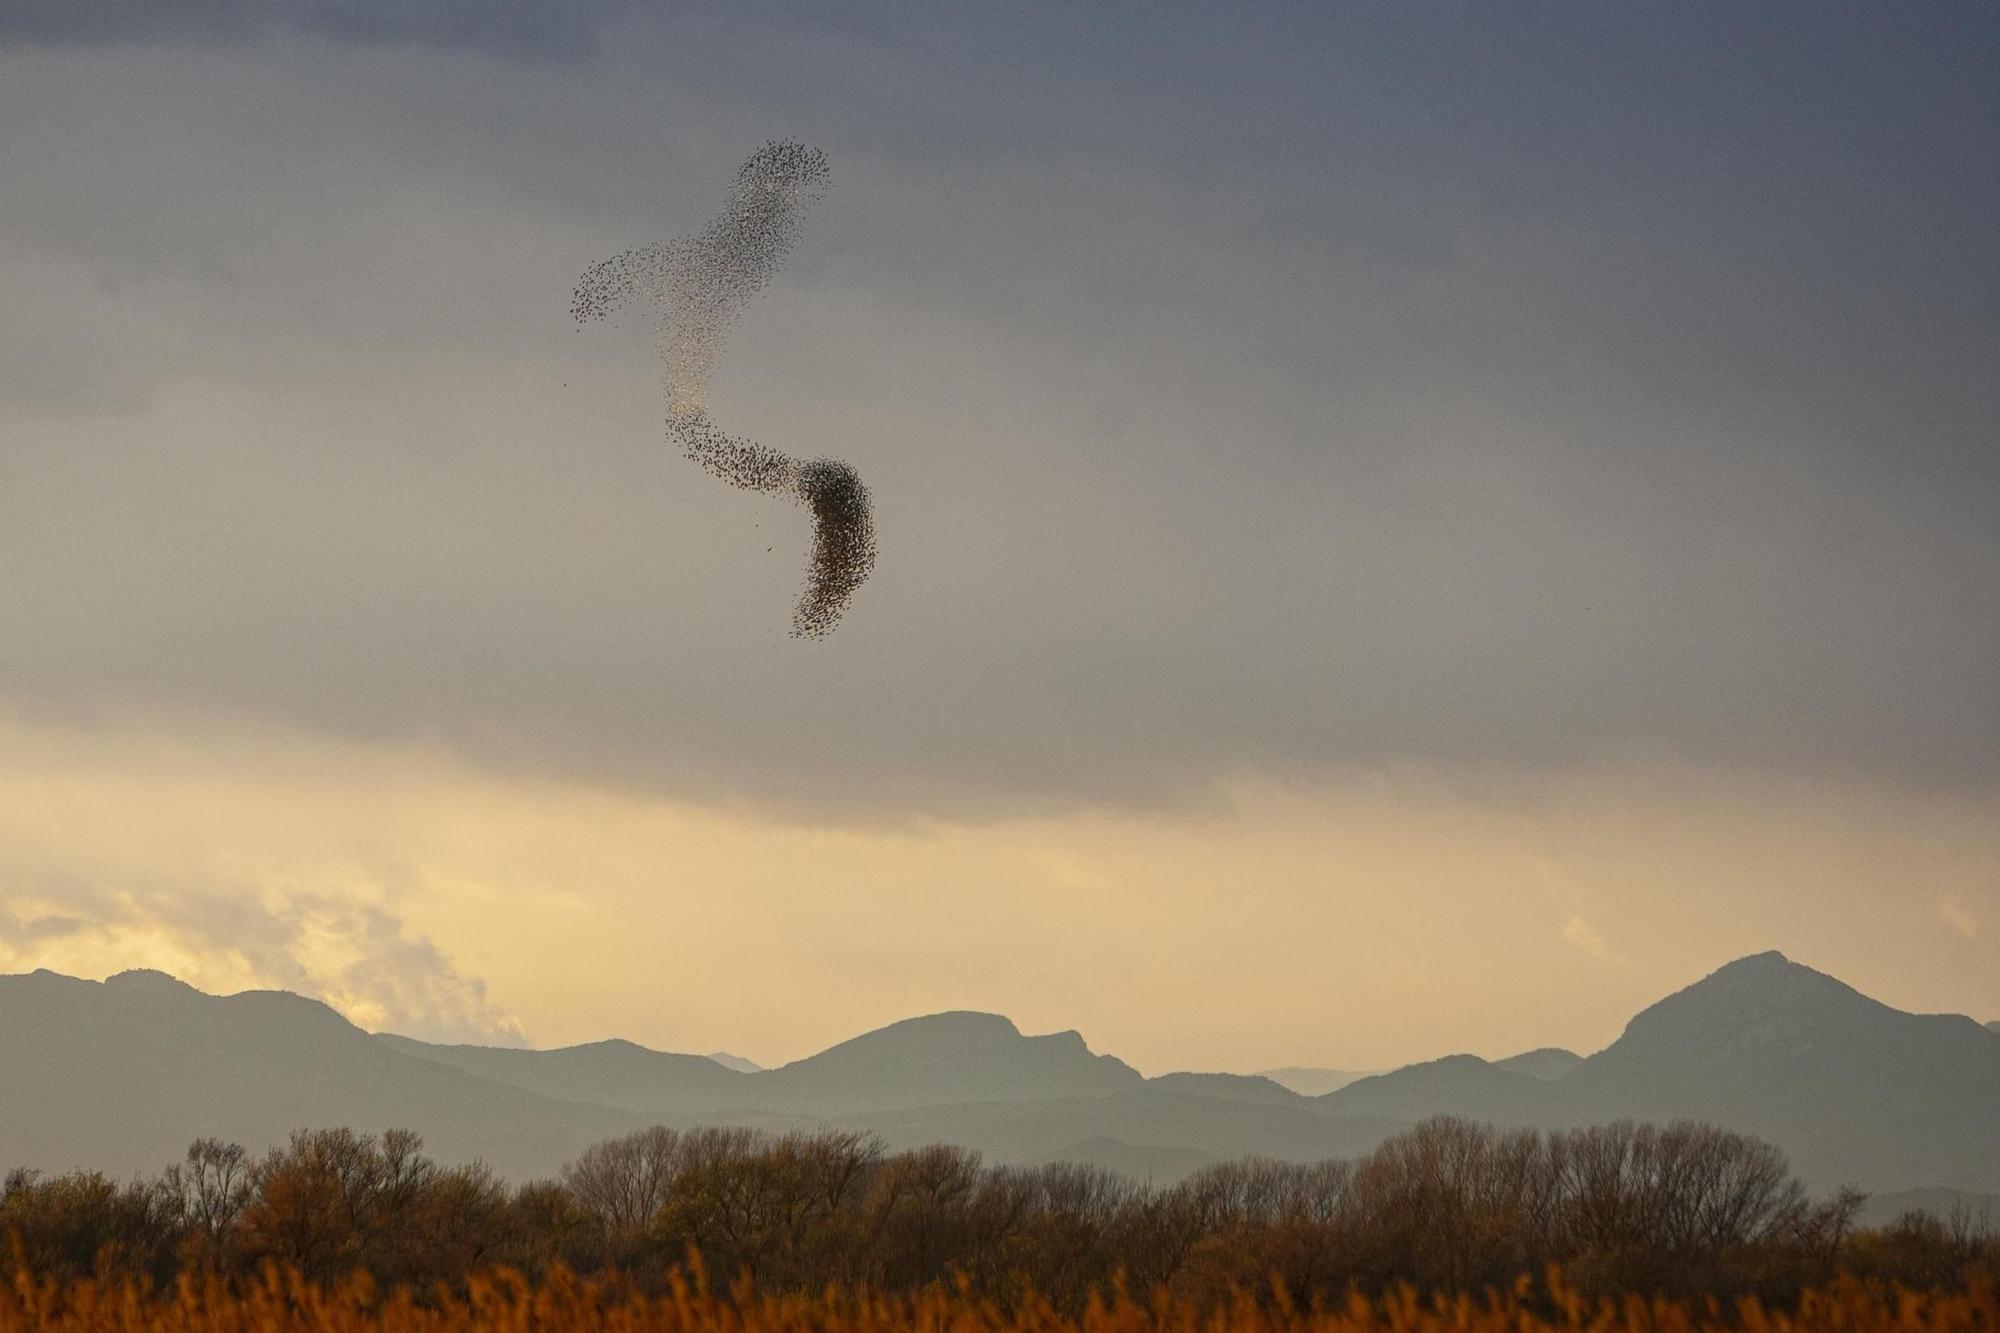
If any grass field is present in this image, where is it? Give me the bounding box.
[6,1268,1996,1333]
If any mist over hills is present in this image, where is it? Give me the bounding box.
[1257,1049,1576,1099]
[1257,1067,1378,1096]
[1320,1054,1551,1125]
[4,953,1996,1196]
[378,1010,1143,1118]
[1550,952,2000,1191]
[1310,953,2000,1192]
[370,1032,745,1116]
[0,969,634,1182]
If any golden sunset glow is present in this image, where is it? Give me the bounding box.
[3,710,1991,1072]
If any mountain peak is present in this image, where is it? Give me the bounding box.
[1562,951,2000,1190]
[891,1011,1023,1038]
[1628,952,1865,1028]
[767,1009,1140,1111]
[1494,1047,1583,1081]
[104,968,198,993]
[99,969,355,1031]
[1709,949,1800,977]
[779,1011,1031,1069]
[5,957,1998,1193]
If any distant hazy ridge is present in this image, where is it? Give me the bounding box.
[3,953,1996,1194]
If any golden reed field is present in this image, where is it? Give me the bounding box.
[4,1268,1996,1333]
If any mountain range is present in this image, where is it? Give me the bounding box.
[3,952,1996,1195]
[1255,1067,1380,1096]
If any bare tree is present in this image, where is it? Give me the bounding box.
[561,1126,688,1241]
[163,1138,250,1258]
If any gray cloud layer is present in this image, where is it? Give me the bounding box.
[0,5,1995,815]
[0,0,629,63]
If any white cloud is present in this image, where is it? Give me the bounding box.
[1938,893,1980,940]
[0,881,528,1046]
[1559,912,1625,965]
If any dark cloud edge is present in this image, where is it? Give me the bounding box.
[0,0,631,64]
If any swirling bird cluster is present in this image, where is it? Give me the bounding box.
[574,141,874,638]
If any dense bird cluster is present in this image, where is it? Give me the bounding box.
[574,141,874,638]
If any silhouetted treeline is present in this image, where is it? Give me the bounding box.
[5,1118,1995,1309]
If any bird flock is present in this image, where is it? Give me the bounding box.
[574,141,874,638]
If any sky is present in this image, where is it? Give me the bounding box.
[1,2,1996,1073]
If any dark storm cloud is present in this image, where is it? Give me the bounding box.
[0,3,1995,815]
[0,0,629,63]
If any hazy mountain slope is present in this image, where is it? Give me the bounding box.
[9,956,1996,1194]
[1557,952,2000,1191]
[824,1087,1401,1169]
[1494,1047,1583,1080]
[1145,1072,1302,1106]
[0,970,636,1181]
[375,1033,749,1113]
[708,1051,762,1073]
[753,1012,1144,1113]
[383,1010,1143,1117]
[1318,1054,1553,1125]
[1259,1067,1377,1096]
[1306,954,2000,1192]
[1986,1020,1999,1036]
[1037,1137,1218,1182]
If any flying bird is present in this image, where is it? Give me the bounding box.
[573,141,875,638]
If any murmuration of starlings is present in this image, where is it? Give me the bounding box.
[574,141,873,638]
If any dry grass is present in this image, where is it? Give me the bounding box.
[4,1268,1996,1333]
